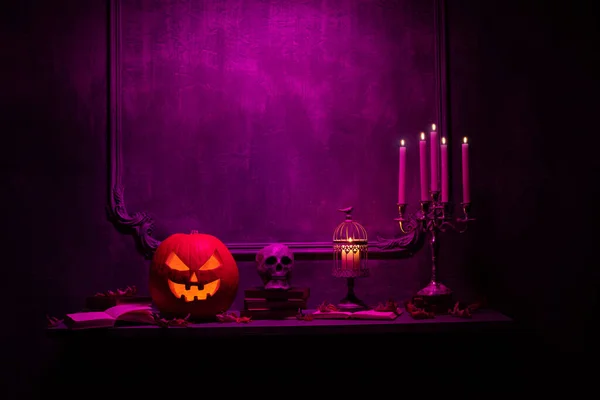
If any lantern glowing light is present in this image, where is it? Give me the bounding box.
[332,207,369,310]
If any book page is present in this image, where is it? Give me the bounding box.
[66,311,113,322]
[118,312,157,325]
[64,311,116,329]
[104,304,153,320]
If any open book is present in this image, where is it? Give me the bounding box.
[64,304,156,330]
[311,309,401,320]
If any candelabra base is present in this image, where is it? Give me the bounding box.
[417,280,452,296]
[413,281,454,314]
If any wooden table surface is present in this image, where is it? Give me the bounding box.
[47,308,513,338]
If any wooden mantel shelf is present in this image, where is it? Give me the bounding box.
[47,309,512,338]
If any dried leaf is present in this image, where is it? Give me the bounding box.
[215,311,252,323]
[94,285,137,297]
[404,301,435,319]
[46,315,63,328]
[374,298,399,313]
[448,301,473,318]
[216,311,241,323]
[410,309,435,319]
[467,298,485,312]
[317,301,339,312]
[296,309,314,321]
[152,313,190,328]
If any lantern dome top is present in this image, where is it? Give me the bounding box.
[333,207,368,243]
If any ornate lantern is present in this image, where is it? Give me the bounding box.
[333,207,369,310]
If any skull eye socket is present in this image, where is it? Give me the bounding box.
[265,256,277,265]
[199,252,222,271]
[166,252,190,272]
[281,256,292,265]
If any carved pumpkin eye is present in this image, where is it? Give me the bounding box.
[199,252,222,271]
[166,252,190,272]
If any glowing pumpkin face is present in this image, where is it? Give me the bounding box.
[149,231,239,320]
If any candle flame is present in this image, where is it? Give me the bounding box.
[400,139,405,146]
[432,123,436,131]
[463,137,468,144]
[441,137,446,145]
[420,132,425,141]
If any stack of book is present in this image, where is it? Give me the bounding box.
[240,287,310,320]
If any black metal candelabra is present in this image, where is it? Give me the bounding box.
[395,190,475,308]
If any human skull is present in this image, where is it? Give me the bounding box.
[255,243,294,290]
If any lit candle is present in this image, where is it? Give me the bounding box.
[430,124,439,193]
[342,249,350,270]
[441,137,449,202]
[461,137,470,203]
[398,139,407,204]
[342,241,350,270]
[419,132,429,201]
[341,240,360,270]
[351,249,360,270]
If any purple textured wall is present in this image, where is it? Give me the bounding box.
[119,0,436,243]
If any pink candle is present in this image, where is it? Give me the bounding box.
[342,242,361,271]
[419,132,429,201]
[440,137,449,202]
[398,139,407,204]
[430,124,439,193]
[461,137,471,203]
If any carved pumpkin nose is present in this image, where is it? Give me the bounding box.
[189,272,199,283]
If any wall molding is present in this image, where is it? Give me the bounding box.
[106,0,447,260]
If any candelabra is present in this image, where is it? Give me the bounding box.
[395,191,475,311]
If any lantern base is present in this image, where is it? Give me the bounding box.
[337,297,368,311]
[337,278,368,311]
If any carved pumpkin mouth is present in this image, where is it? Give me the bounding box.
[168,279,221,302]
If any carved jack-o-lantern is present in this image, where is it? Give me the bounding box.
[149,231,239,320]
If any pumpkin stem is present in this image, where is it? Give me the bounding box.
[190,230,199,235]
